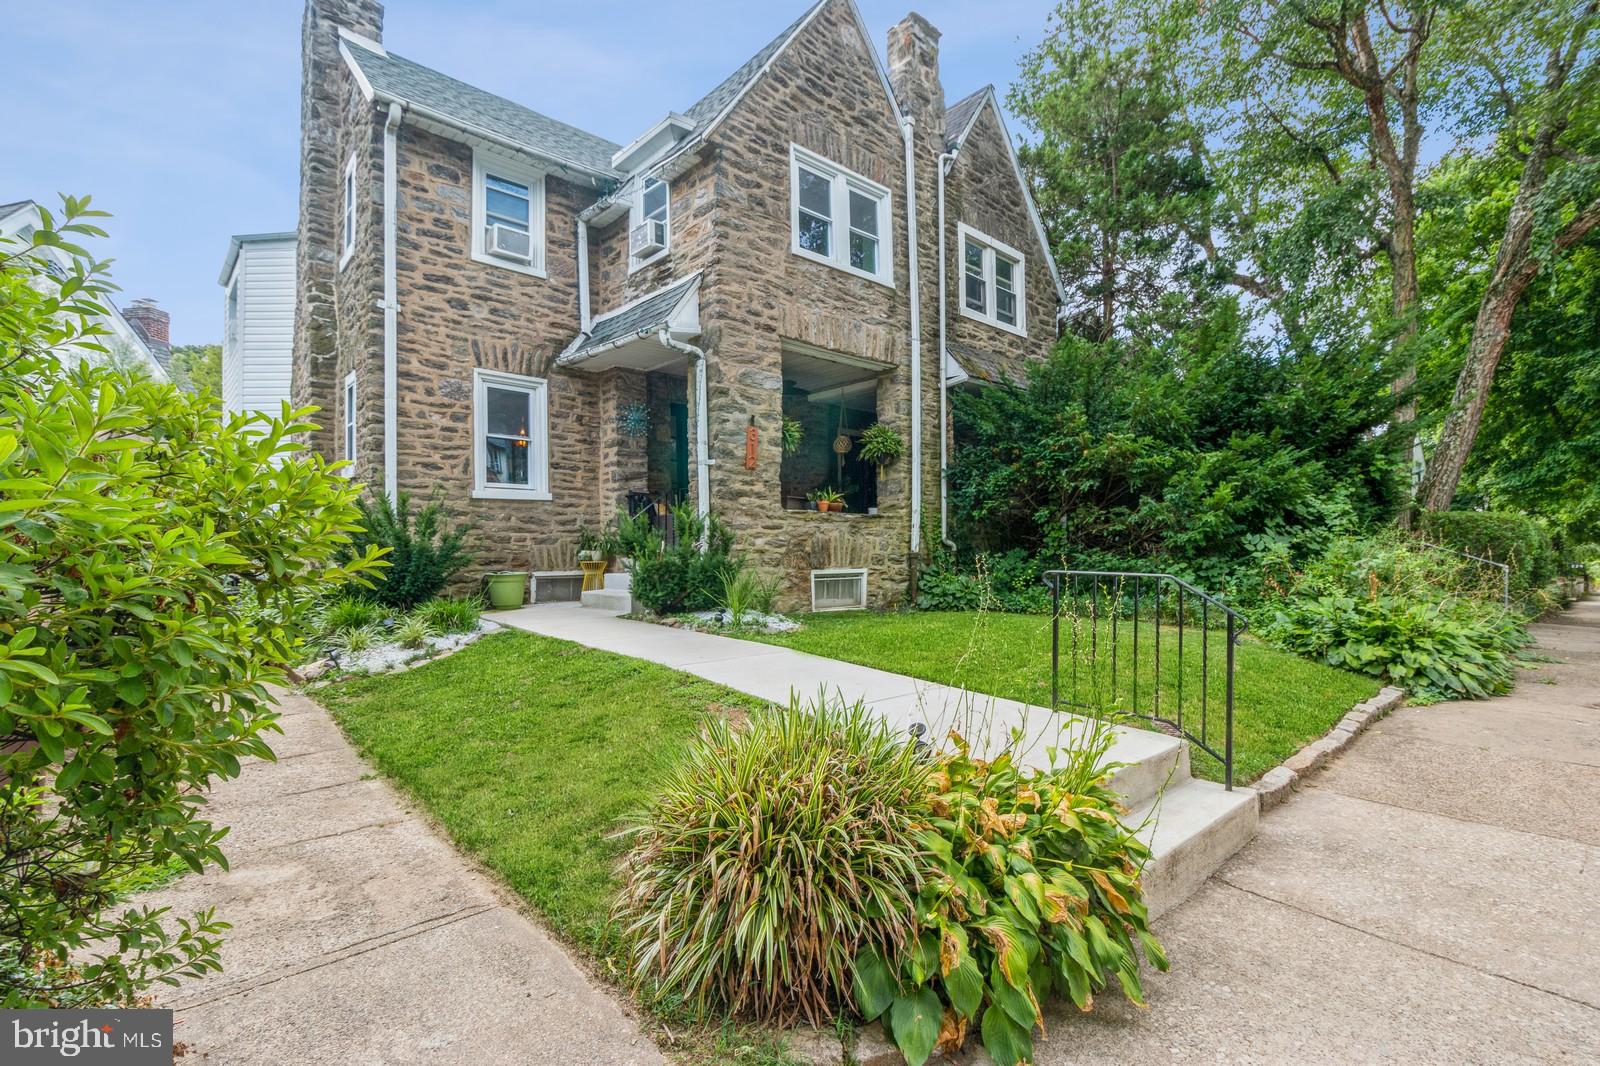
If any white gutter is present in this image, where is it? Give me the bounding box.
[658,329,711,550]
[576,217,591,333]
[936,150,957,551]
[901,116,923,555]
[381,101,403,501]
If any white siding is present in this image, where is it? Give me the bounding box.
[222,237,296,418]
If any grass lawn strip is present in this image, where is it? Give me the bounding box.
[737,610,1379,784]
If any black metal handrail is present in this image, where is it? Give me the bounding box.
[1043,570,1248,790]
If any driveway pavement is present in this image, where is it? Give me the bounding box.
[133,686,664,1065]
[1026,595,1600,1064]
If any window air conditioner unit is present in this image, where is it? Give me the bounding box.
[810,568,868,612]
[487,223,532,262]
[630,217,667,257]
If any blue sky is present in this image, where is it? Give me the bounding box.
[5,0,1058,345]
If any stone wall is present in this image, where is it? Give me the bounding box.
[944,98,1056,385]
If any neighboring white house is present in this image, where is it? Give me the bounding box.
[0,199,170,382]
[218,232,296,417]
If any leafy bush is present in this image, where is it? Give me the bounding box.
[630,505,739,615]
[395,615,434,649]
[317,594,384,634]
[1263,594,1530,701]
[0,198,384,1007]
[916,551,1050,614]
[1419,509,1560,602]
[854,723,1164,1066]
[413,596,483,635]
[616,696,927,1026]
[344,491,473,609]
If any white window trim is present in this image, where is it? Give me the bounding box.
[470,148,547,278]
[957,223,1026,337]
[472,368,551,500]
[339,153,357,270]
[788,145,894,288]
[341,371,357,475]
[628,175,671,273]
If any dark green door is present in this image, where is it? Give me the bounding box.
[670,401,690,504]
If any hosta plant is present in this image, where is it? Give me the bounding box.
[615,695,929,1026]
[853,724,1165,1066]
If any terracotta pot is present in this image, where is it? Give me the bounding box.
[829,500,844,512]
[816,501,829,512]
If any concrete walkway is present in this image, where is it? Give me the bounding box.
[133,686,664,1065]
[1027,595,1600,1064]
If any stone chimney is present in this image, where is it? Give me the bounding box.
[121,298,171,370]
[294,0,383,456]
[887,13,944,138]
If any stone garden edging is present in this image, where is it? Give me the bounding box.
[1252,685,1405,810]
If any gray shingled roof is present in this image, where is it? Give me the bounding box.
[946,87,989,150]
[342,37,622,179]
[681,3,821,130]
[561,276,700,362]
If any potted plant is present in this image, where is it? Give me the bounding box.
[781,415,804,455]
[857,422,903,480]
[816,487,845,512]
[484,571,528,609]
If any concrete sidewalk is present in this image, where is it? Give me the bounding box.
[133,687,664,1066]
[1027,595,1600,1063]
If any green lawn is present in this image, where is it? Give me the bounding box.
[740,611,1378,784]
[317,629,761,957]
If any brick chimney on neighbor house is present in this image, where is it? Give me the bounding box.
[294,0,384,458]
[121,298,171,371]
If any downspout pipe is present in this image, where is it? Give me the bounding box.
[657,329,711,551]
[381,101,403,502]
[900,116,923,556]
[576,217,591,333]
[937,150,957,552]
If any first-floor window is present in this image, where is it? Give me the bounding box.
[957,224,1026,336]
[342,371,357,470]
[473,368,550,499]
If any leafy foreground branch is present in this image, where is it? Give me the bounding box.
[615,697,1162,1066]
[0,196,385,1007]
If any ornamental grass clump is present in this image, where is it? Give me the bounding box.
[615,695,929,1026]
[854,723,1166,1066]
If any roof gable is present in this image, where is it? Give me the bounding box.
[946,88,1065,306]
[340,33,622,180]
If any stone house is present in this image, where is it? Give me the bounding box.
[287,0,1061,609]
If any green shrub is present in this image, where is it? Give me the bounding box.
[334,624,384,657]
[1419,510,1559,602]
[616,696,927,1026]
[413,596,483,635]
[0,197,384,1007]
[1262,594,1530,701]
[344,491,473,609]
[317,595,384,634]
[916,551,1051,614]
[630,505,739,615]
[854,723,1164,1066]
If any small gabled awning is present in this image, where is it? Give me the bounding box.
[556,274,701,373]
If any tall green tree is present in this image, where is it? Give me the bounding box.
[1012,0,1211,340]
[168,342,221,398]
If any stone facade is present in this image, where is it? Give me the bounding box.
[292,0,1055,608]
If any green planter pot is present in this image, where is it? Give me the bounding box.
[484,571,528,610]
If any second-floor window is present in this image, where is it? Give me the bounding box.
[629,176,670,270]
[339,153,357,269]
[471,150,546,277]
[958,224,1025,336]
[789,145,893,286]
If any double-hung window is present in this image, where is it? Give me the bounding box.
[789,145,893,286]
[629,176,670,269]
[339,153,357,269]
[957,224,1025,336]
[473,369,550,500]
[342,372,357,473]
[471,150,546,276]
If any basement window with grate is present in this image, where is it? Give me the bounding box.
[811,568,868,611]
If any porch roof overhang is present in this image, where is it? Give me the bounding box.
[556,274,701,373]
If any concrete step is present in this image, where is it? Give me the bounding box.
[579,589,631,613]
[603,572,632,591]
[1128,776,1258,920]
